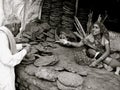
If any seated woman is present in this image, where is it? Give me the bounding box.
[57,21,120,75]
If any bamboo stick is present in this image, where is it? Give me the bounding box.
[74,23,84,39]
[101,12,108,23]
[74,16,86,37]
[73,31,83,40]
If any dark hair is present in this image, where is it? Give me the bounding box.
[5,23,21,36]
[91,21,109,40]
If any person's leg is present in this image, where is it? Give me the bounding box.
[86,48,97,58]
[104,57,120,68]
[103,63,113,72]
[104,57,120,75]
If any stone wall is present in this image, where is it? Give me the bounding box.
[15,42,120,90]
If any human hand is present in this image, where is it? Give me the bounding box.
[24,44,31,53]
[83,38,88,45]
[22,43,30,47]
[89,60,98,67]
[91,58,96,61]
[88,11,93,20]
[56,39,68,45]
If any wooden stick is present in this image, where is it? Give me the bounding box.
[75,0,79,16]
[74,16,86,37]
[73,31,83,40]
[74,23,84,39]
[38,0,44,20]
[101,14,108,23]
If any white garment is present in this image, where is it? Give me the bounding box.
[0,0,25,26]
[0,31,27,90]
[0,0,5,26]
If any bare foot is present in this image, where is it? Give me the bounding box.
[104,64,113,72]
[115,67,120,75]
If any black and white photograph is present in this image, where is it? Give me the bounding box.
[0,0,120,90]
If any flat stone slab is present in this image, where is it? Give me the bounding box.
[58,71,84,87]
[35,67,58,81]
[34,55,59,66]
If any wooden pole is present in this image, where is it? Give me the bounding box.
[75,0,79,16]
[74,16,86,37]
[38,0,44,20]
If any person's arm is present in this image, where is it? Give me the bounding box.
[68,34,93,47]
[56,39,84,47]
[16,44,23,51]
[96,42,110,63]
[69,34,97,48]
[56,34,97,48]
[16,43,30,51]
[0,32,27,67]
[67,40,84,47]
